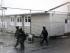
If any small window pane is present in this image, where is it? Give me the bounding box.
[17,18,19,22]
[28,19,31,22]
[20,18,22,22]
[11,18,14,22]
[65,19,68,23]
[13,18,14,22]
[28,17,31,22]
[11,18,12,22]
[28,17,30,19]
[25,19,27,22]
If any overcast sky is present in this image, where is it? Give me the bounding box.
[0,0,69,15]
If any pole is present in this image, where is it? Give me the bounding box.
[1,0,3,31]
[22,16,24,31]
[1,0,3,32]
[30,9,31,34]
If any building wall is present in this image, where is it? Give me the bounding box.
[0,12,69,36]
[0,15,23,32]
[50,13,67,36]
[31,13,69,36]
[3,16,16,32]
[31,14,50,36]
[7,15,23,32]
[24,26,30,33]
[3,15,30,33]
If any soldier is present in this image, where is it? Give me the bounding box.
[14,26,20,48]
[19,28,26,50]
[40,26,48,46]
[15,27,26,50]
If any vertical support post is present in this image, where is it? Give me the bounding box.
[15,15,16,28]
[1,0,2,31]
[30,9,32,34]
[22,15,24,31]
[1,9,3,32]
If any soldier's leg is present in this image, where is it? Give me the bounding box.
[15,39,19,47]
[40,38,45,45]
[20,40,25,50]
[45,38,48,45]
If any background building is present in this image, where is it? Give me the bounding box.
[0,2,70,37]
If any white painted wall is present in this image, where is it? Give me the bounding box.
[31,14,50,36]
[49,12,70,36]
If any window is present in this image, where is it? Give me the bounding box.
[25,17,27,22]
[10,16,15,22]
[65,19,68,23]
[20,18,22,22]
[17,18,22,22]
[28,17,31,22]
[11,18,14,22]
[17,18,19,22]
[24,16,31,22]
[24,16,31,26]
[11,18,12,22]
[17,16,22,22]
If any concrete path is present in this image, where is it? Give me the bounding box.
[0,32,70,53]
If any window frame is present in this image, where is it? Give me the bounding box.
[17,16,22,22]
[24,15,31,23]
[11,16,14,22]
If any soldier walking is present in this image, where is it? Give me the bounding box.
[14,27,26,50]
[15,26,20,48]
[40,26,48,46]
[19,28,26,50]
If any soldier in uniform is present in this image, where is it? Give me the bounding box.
[19,28,26,50]
[15,27,26,50]
[40,26,48,46]
[14,26,20,48]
